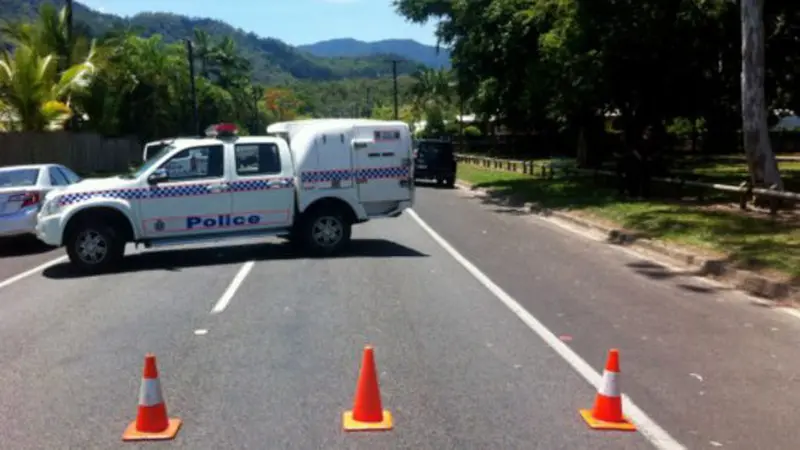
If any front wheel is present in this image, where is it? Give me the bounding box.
[298,207,352,256]
[65,222,125,273]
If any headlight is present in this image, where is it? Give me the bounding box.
[41,197,64,216]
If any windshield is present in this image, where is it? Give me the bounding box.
[0,168,40,187]
[417,142,453,158]
[123,145,175,179]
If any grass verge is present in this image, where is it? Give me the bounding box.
[456,164,800,281]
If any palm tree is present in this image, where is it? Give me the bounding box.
[0,3,94,73]
[1,3,99,129]
[0,43,96,130]
[409,68,454,136]
[192,29,213,79]
[211,36,251,89]
[409,68,452,112]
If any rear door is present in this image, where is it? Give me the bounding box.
[415,140,454,174]
[352,126,413,202]
[228,140,296,230]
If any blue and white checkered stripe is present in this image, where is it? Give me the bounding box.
[58,189,144,205]
[57,177,295,206]
[229,178,295,192]
[149,184,211,198]
[300,170,354,183]
[300,167,409,183]
[355,167,409,179]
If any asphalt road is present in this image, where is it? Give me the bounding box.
[0,207,650,450]
[412,183,800,450]
[0,184,796,449]
[0,236,63,281]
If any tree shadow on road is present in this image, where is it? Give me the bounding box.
[42,238,428,279]
[467,176,799,280]
[625,260,733,295]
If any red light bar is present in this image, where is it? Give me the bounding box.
[205,123,239,138]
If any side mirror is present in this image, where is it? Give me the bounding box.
[147,168,169,184]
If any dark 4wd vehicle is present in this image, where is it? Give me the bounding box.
[413,139,457,188]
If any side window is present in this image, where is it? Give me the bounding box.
[235,143,281,176]
[144,143,167,161]
[161,145,224,181]
[49,167,69,186]
[57,166,82,184]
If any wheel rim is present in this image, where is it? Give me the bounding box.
[311,216,343,247]
[75,229,108,264]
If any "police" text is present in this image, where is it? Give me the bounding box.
[186,214,261,229]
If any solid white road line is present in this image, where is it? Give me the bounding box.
[0,255,68,291]
[407,208,686,450]
[211,261,254,314]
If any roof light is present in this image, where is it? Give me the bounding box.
[205,123,239,138]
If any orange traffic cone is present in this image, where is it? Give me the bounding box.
[579,349,636,431]
[122,353,182,441]
[343,345,393,431]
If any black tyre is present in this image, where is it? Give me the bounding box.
[298,206,352,256]
[65,222,125,273]
[444,176,456,188]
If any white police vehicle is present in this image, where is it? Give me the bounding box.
[36,120,415,272]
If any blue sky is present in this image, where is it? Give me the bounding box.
[78,0,440,46]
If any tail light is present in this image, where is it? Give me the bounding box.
[10,192,42,208]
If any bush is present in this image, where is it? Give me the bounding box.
[464,125,482,137]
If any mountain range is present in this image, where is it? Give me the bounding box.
[0,0,451,83]
[298,38,450,70]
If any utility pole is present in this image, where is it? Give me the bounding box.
[186,39,200,135]
[391,60,399,120]
[252,87,261,134]
[365,87,372,118]
[65,0,76,130]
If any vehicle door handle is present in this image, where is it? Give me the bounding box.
[208,183,229,193]
[265,179,288,188]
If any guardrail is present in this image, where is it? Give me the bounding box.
[455,153,800,214]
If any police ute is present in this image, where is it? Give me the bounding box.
[35,120,415,272]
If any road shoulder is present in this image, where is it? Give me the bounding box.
[454,177,798,305]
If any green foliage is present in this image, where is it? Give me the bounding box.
[391,0,799,156]
[1,0,426,83]
[463,125,481,137]
[0,2,424,139]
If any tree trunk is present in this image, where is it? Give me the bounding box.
[741,0,783,190]
[576,126,588,168]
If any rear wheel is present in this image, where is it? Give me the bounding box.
[65,221,125,273]
[298,206,352,256]
[444,176,456,188]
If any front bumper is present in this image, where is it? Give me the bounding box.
[35,213,64,247]
[0,207,38,238]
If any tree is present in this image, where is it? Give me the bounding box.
[264,87,302,121]
[392,0,796,186]
[0,43,95,130]
[740,0,783,190]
